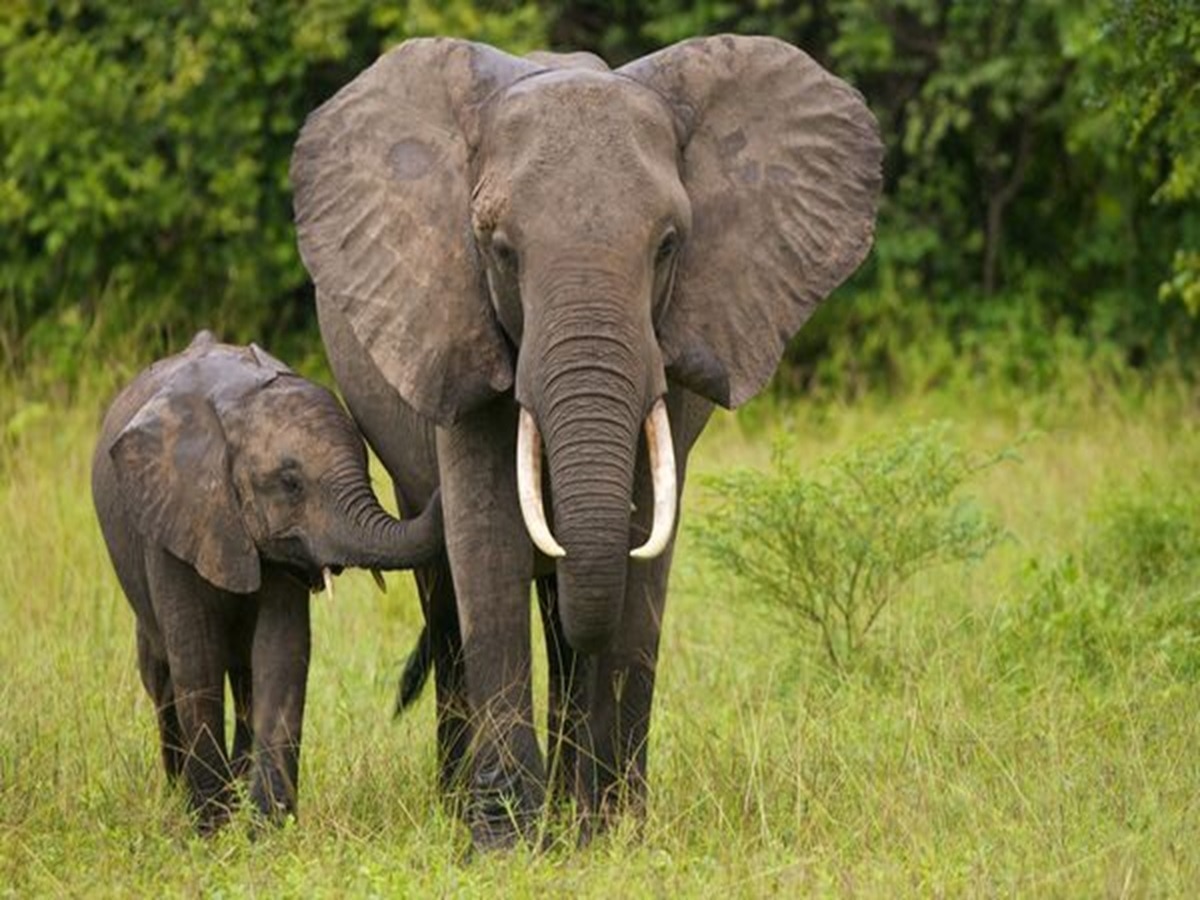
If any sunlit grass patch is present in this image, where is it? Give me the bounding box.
[2,369,1198,895]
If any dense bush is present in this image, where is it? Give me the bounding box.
[0,1,545,372]
[550,0,1200,386]
[2,1,1196,387]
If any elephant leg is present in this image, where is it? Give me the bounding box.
[228,665,254,780]
[147,549,235,833]
[392,475,471,798]
[579,388,703,835]
[414,555,472,798]
[536,575,585,806]
[136,627,184,782]
[247,572,311,822]
[577,547,672,835]
[437,400,542,850]
[227,604,256,780]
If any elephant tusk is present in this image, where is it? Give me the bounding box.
[370,569,387,594]
[630,398,677,560]
[516,406,566,559]
[323,566,335,601]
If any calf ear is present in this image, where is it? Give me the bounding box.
[248,342,293,377]
[110,390,260,594]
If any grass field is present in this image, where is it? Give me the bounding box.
[2,364,1198,897]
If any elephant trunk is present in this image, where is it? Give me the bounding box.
[542,394,638,654]
[322,457,442,571]
[520,286,662,654]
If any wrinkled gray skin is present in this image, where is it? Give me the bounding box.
[91,331,443,832]
[291,35,882,848]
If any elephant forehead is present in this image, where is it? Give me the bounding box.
[246,380,348,435]
[231,381,354,458]
[487,71,678,172]
[479,74,684,241]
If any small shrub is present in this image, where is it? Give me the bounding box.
[696,424,1007,670]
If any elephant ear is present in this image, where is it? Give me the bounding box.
[291,38,542,426]
[620,35,884,407]
[110,388,260,594]
[247,342,293,377]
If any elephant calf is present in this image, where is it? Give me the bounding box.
[92,330,442,832]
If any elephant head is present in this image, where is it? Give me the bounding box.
[109,333,441,593]
[292,36,882,650]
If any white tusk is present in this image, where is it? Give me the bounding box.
[516,406,566,559]
[630,398,677,560]
[370,569,387,594]
[323,566,335,601]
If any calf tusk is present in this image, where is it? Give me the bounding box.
[323,566,335,601]
[370,569,387,594]
[516,406,566,559]
[630,398,677,560]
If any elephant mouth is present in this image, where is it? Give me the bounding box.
[307,563,344,591]
[275,559,344,594]
[515,397,677,560]
[263,532,344,591]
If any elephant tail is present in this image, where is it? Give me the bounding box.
[393,624,432,716]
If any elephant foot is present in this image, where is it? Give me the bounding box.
[574,772,649,847]
[229,750,253,782]
[193,795,236,837]
[187,769,238,836]
[467,760,543,852]
[249,766,298,825]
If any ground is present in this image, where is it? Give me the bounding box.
[1,367,1197,896]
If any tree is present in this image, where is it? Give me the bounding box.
[0,1,545,365]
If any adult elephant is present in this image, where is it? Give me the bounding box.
[291,34,882,848]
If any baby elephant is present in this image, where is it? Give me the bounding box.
[92,330,441,832]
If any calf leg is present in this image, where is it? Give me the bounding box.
[136,627,184,782]
[228,666,254,780]
[147,549,234,833]
[247,571,311,822]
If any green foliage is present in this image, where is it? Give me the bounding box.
[549,0,1200,379]
[1099,0,1200,314]
[696,424,1006,669]
[1004,469,1200,681]
[782,276,1133,403]
[5,1,1199,390]
[1090,475,1200,587]
[0,1,546,373]
[832,1,1077,297]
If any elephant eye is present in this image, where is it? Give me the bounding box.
[491,235,518,273]
[655,229,678,265]
[278,465,304,498]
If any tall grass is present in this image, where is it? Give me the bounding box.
[2,360,1198,896]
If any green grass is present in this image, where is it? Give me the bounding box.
[2,364,1198,897]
